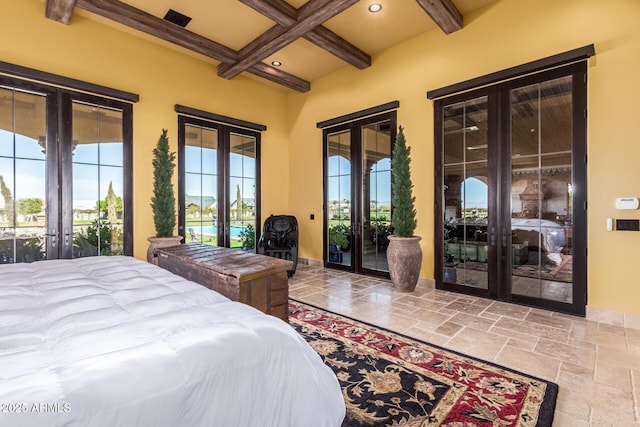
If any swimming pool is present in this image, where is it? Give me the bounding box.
[188,225,245,237]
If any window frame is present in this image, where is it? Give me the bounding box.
[0,69,135,260]
[177,113,263,249]
[433,60,588,315]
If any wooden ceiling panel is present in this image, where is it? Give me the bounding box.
[262,38,347,83]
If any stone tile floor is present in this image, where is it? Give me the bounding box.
[289,264,640,426]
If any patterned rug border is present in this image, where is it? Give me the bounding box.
[290,297,558,426]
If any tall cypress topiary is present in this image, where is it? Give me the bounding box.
[391,126,417,237]
[150,129,176,237]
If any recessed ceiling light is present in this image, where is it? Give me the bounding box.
[368,3,382,13]
[271,61,282,67]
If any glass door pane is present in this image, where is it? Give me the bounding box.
[229,132,256,250]
[71,101,124,257]
[184,124,218,246]
[0,88,48,263]
[361,121,391,273]
[510,76,573,303]
[442,97,489,289]
[326,129,351,266]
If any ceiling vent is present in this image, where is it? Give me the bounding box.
[163,9,192,28]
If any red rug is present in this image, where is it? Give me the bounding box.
[289,300,557,427]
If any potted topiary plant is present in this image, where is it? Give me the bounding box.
[387,126,422,292]
[147,129,183,264]
[239,223,256,252]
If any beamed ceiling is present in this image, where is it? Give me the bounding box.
[44,0,497,92]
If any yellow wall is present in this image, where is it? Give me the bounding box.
[4,0,640,316]
[1,0,290,260]
[287,0,640,315]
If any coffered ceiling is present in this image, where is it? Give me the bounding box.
[45,0,497,92]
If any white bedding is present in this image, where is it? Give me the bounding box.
[512,218,566,254]
[0,256,345,427]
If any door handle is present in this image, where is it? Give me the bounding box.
[45,227,57,248]
[502,227,507,248]
[490,227,495,246]
[64,228,71,247]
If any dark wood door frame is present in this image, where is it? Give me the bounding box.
[434,61,587,316]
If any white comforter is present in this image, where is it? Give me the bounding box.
[0,256,345,427]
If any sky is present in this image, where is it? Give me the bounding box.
[327,155,391,205]
[0,130,123,209]
[2,132,485,211]
[461,177,488,208]
[0,131,257,211]
[184,145,256,201]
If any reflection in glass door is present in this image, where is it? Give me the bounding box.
[436,62,586,315]
[509,76,574,304]
[0,87,48,263]
[442,97,490,290]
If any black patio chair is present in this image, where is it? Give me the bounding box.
[257,214,298,277]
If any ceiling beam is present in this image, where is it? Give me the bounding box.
[72,0,310,92]
[240,0,370,70]
[415,0,462,34]
[249,63,310,92]
[218,0,359,80]
[45,0,77,25]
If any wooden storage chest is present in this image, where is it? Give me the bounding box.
[156,243,292,321]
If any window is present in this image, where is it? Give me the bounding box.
[177,106,263,250]
[319,102,397,277]
[0,65,135,263]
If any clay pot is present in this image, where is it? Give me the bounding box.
[386,235,422,292]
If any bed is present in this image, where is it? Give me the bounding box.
[0,256,345,427]
[511,218,566,255]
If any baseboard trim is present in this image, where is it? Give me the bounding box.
[298,258,435,288]
[297,258,640,330]
[586,305,640,330]
[298,257,323,268]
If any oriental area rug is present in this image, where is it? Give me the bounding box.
[289,300,558,427]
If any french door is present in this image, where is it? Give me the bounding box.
[178,115,260,250]
[323,111,396,277]
[435,62,587,315]
[0,78,132,263]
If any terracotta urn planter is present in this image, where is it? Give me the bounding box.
[147,236,183,265]
[386,235,422,292]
